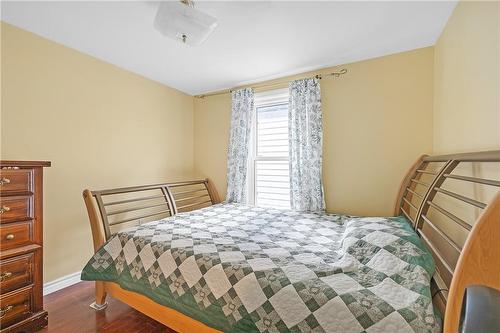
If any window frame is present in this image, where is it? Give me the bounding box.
[247,88,290,207]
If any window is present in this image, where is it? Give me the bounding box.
[247,89,290,208]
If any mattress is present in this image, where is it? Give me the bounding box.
[82,203,441,333]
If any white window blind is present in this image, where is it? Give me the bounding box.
[248,89,290,209]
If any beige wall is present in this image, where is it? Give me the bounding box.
[1,23,195,282]
[433,0,500,153]
[194,47,435,216]
[430,1,500,246]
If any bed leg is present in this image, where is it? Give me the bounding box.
[90,281,108,310]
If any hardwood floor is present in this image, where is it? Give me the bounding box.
[40,281,176,333]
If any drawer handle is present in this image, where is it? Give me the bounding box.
[0,178,11,186]
[0,206,11,214]
[0,305,13,318]
[0,271,13,282]
[5,234,15,240]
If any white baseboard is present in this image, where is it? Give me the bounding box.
[43,271,82,296]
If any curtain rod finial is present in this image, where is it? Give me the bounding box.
[331,68,348,77]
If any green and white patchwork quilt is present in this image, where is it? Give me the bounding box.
[82,203,440,333]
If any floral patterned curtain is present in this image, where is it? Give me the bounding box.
[289,78,325,211]
[226,88,255,203]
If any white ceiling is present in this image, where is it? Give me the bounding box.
[1,1,457,95]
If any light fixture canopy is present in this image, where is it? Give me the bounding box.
[154,1,218,46]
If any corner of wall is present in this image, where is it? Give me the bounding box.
[432,0,500,154]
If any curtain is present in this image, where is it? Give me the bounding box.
[289,77,325,212]
[226,88,255,203]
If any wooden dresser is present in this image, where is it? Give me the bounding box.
[0,161,50,333]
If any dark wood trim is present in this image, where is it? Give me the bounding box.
[0,310,48,333]
[0,161,51,168]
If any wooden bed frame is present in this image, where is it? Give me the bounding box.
[83,179,222,332]
[393,150,500,332]
[83,151,500,333]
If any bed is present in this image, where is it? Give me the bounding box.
[81,151,500,333]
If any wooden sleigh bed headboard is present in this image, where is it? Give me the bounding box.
[394,150,500,332]
[83,179,221,250]
[83,150,500,333]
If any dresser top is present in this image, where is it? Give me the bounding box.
[0,160,51,167]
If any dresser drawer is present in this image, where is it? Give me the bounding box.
[0,221,33,251]
[0,169,33,194]
[0,286,33,328]
[0,254,33,294]
[0,196,33,224]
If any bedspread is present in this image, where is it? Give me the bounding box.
[82,203,440,333]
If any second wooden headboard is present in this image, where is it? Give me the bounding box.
[394,150,500,332]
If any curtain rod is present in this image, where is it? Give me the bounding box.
[195,68,348,99]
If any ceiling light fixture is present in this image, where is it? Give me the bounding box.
[154,0,218,46]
